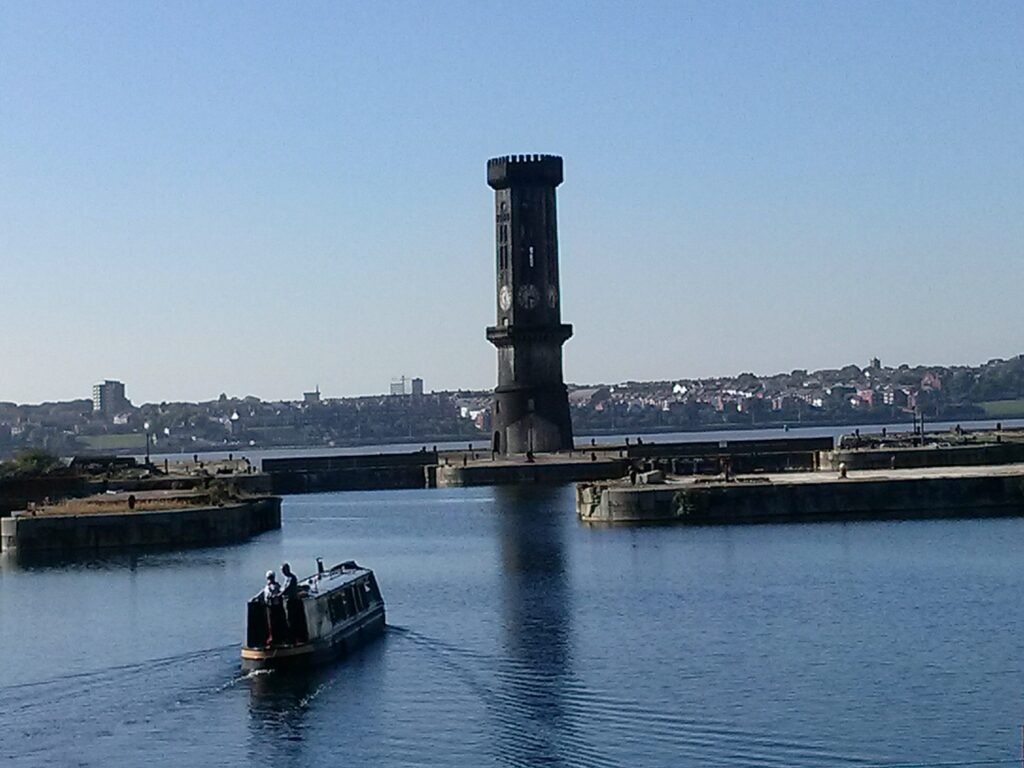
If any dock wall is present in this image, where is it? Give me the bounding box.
[826,442,1024,471]
[578,473,1024,525]
[0,497,281,553]
[263,452,437,493]
[0,473,272,518]
[437,458,628,488]
[0,476,90,517]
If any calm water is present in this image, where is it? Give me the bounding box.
[2,486,1024,767]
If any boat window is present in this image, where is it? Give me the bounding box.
[363,580,377,606]
[328,592,341,622]
[352,584,365,612]
[328,589,354,622]
[367,576,383,604]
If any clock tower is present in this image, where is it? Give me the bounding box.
[485,154,574,455]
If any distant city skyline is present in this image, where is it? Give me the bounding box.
[2,2,1022,405]
[8,349,1018,408]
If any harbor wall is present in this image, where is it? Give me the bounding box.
[0,497,281,553]
[266,437,834,493]
[825,442,1024,471]
[577,472,1024,525]
[257,436,1024,495]
[263,452,436,493]
[626,436,832,475]
[436,458,628,488]
[0,473,272,517]
[626,436,834,459]
[0,475,89,517]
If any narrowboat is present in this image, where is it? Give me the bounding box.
[241,559,385,671]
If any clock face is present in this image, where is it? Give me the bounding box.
[547,285,558,308]
[499,285,512,311]
[517,283,541,310]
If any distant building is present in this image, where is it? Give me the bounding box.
[882,387,910,408]
[771,393,799,411]
[827,385,857,401]
[303,386,321,405]
[92,380,129,415]
[856,388,875,407]
[390,377,408,396]
[390,376,424,396]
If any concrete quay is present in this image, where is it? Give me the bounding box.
[0,496,281,554]
[435,452,628,488]
[261,436,835,492]
[577,463,1024,526]
[0,459,272,518]
[263,451,437,493]
[825,429,1024,471]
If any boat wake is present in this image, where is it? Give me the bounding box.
[0,642,237,699]
[386,625,893,768]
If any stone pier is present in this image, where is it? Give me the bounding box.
[1,496,281,553]
[577,464,1024,525]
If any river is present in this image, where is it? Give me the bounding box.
[2,485,1023,767]
[145,416,1024,465]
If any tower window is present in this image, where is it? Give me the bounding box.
[528,246,534,268]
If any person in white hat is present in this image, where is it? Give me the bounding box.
[262,570,281,602]
[261,570,283,647]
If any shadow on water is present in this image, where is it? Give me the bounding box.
[492,485,595,767]
[0,531,281,572]
[244,631,389,765]
[244,666,330,765]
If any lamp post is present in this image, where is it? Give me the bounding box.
[143,421,151,467]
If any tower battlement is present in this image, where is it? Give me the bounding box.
[487,154,563,189]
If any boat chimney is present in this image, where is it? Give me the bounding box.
[316,557,325,575]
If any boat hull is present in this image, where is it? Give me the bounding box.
[241,605,385,672]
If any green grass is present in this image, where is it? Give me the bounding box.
[979,399,1024,417]
[79,434,147,450]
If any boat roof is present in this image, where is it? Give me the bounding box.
[301,562,373,591]
[249,560,373,602]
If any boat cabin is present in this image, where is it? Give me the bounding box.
[245,560,384,650]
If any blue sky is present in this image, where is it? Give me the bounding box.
[1,1,1021,404]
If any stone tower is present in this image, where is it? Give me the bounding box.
[485,154,574,455]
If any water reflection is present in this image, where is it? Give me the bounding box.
[243,619,390,765]
[0,548,144,572]
[494,485,576,766]
[0,544,237,572]
[245,669,319,764]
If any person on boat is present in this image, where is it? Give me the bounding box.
[262,570,281,602]
[280,563,299,600]
[261,571,283,647]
